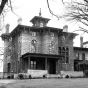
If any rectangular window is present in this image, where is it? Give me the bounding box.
[32,32,36,37]
[30,61,36,69]
[7,63,11,72]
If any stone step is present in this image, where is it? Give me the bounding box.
[47,74,61,78]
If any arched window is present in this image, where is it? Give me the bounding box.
[49,41,55,54]
[31,40,37,53]
[31,40,37,45]
[66,48,69,63]
[7,63,11,73]
[58,47,69,63]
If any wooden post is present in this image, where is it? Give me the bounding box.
[28,56,30,69]
[20,57,22,73]
[56,60,58,74]
[45,58,47,70]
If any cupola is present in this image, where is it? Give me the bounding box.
[30,8,50,27]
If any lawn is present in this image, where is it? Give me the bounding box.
[1,78,88,88]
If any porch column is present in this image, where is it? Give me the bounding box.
[28,56,30,69]
[57,60,62,74]
[56,60,58,74]
[45,58,47,70]
[20,57,22,73]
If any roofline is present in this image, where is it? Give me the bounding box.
[83,41,88,45]
[63,32,78,36]
[30,16,50,23]
[10,25,63,36]
[21,52,63,59]
[1,24,77,38]
[74,47,88,51]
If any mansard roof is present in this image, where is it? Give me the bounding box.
[30,16,50,23]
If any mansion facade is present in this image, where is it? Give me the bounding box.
[1,13,88,76]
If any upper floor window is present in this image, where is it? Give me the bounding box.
[75,53,79,60]
[49,41,55,54]
[40,22,43,27]
[31,40,37,53]
[9,37,12,42]
[62,36,66,41]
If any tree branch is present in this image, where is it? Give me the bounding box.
[8,0,20,17]
[46,0,59,20]
[0,0,8,15]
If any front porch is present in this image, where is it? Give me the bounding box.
[19,53,63,75]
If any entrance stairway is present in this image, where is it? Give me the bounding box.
[47,74,61,78]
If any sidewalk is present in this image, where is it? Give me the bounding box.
[0,79,16,85]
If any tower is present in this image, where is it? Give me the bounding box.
[30,9,50,27]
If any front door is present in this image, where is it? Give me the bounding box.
[49,60,56,74]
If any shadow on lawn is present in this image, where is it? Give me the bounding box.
[0,85,35,88]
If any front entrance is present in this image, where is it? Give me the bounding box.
[49,60,56,74]
[21,54,61,74]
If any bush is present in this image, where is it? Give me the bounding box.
[18,74,24,79]
[0,85,7,88]
[65,75,69,78]
[7,76,11,79]
[84,70,88,77]
[43,75,46,78]
[29,75,31,79]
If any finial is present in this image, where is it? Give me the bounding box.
[39,8,41,16]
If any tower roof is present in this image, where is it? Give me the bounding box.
[30,16,50,24]
[30,8,50,24]
[30,9,51,27]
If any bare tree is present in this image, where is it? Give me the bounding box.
[0,0,8,15]
[46,0,60,20]
[60,0,88,33]
[46,0,88,33]
[0,0,19,31]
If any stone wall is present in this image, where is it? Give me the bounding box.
[3,39,9,72]
[21,30,59,55]
[58,33,75,71]
[3,28,76,73]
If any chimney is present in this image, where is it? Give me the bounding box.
[5,24,10,33]
[17,18,22,25]
[80,36,83,47]
[63,25,68,32]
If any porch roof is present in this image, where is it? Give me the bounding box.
[21,53,63,59]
